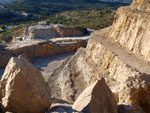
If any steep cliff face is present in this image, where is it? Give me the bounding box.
[109,1,150,62]
[47,0,150,112]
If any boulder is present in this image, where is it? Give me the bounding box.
[0,56,51,113]
[72,78,118,113]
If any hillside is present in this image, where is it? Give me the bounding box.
[0,0,14,4]
[0,0,132,4]
[0,9,115,44]
[5,0,127,20]
[99,0,132,3]
[46,9,115,30]
[0,6,35,24]
[0,0,128,43]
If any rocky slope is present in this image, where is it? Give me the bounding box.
[0,38,87,68]
[46,0,150,113]
[0,56,119,113]
[109,1,150,62]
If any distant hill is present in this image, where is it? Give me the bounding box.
[0,6,35,24]
[1,0,101,4]
[0,0,132,4]
[5,0,127,16]
[1,0,128,24]
[98,0,132,4]
[0,0,15,4]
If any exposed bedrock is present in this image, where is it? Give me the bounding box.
[109,3,150,62]
[28,26,88,39]
[48,27,150,113]
[0,39,87,68]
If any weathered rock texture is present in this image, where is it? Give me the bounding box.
[29,26,88,39]
[131,0,150,11]
[109,2,150,62]
[0,56,51,113]
[0,39,87,68]
[72,78,118,113]
[29,27,59,39]
[54,26,88,37]
[47,0,150,113]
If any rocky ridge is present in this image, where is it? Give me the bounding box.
[46,0,150,113]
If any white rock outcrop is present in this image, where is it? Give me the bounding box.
[0,56,51,113]
[28,26,88,39]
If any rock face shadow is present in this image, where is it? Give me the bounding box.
[82,104,90,113]
[33,52,75,72]
[51,98,72,104]
[47,105,81,113]
[118,104,145,113]
[0,69,4,78]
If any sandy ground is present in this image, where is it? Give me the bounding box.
[33,52,75,81]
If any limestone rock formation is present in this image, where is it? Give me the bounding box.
[47,48,88,102]
[131,0,150,11]
[0,39,87,68]
[54,26,88,37]
[72,78,118,113]
[109,1,150,62]
[28,26,88,39]
[29,27,59,39]
[47,0,150,113]
[0,56,51,113]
